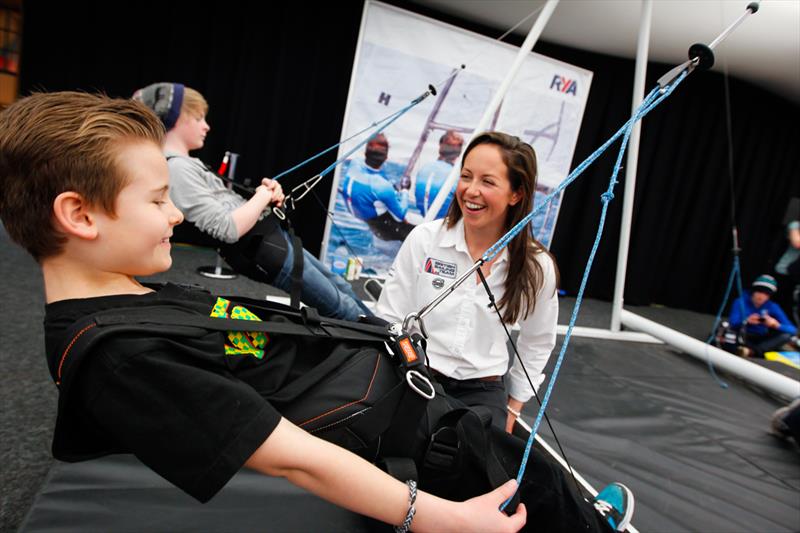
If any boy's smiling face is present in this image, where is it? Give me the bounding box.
[92,141,184,276]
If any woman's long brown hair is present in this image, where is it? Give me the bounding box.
[445,131,559,324]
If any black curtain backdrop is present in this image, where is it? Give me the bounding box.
[19,0,800,314]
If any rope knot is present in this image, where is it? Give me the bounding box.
[600,191,615,203]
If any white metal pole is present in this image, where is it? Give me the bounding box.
[610,0,653,332]
[424,0,561,222]
[621,310,800,400]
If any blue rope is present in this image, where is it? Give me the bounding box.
[500,70,689,510]
[484,80,669,263]
[270,91,430,182]
[704,257,743,388]
[733,256,746,319]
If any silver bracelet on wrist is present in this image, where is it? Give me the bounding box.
[507,405,522,418]
[394,479,417,533]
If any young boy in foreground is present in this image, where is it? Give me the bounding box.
[0,92,631,532]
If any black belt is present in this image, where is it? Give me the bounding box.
[430,369,502,383]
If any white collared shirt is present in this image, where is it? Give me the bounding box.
[376,219,558,403]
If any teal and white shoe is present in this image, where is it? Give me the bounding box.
[592,482,634,532]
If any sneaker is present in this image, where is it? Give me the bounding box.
[790,336,800,350]
[592,482,634,532]
[364,278,384,301]
[736,346,754,358]
[770,398,800,439]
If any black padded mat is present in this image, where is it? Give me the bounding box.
[20,455,375,533]
[18,336,800,532]
[536,336,800,532]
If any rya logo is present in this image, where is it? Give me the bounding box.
[550,75,577,96]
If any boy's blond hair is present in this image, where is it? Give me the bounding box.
[0,91,165,261]
[182,86,208,118]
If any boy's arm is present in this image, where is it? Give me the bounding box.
[767,304,798,335]
[230,179,277,239]
[169,157,241,242]
[728,297,746,328]
[246,418,526,532]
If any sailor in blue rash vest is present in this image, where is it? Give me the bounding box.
[340,133,422,241]
[413,130,465,220]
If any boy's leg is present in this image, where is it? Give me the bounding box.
[749,331,793,355]
[271,233,372,321]
[299,248,374,319]
[414,393,616,532]
[488,428,616,533]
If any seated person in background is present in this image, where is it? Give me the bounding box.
[774,219,800,326]
[340,133,422,241]
[133,82,371,321]
[728,275,798,358]
[413,130,465,220]
[0,91,635,533]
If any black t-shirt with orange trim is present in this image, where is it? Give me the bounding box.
[42,283,301,503]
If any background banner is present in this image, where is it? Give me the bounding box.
[322,1,592,278]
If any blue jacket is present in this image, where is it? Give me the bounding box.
[340,160,407,222]
[414,159,455,219]
[729,291,797,336]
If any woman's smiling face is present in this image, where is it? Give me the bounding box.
[456,143,521,236]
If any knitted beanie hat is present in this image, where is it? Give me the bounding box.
[132,82,185,131]
[752,274,778,295]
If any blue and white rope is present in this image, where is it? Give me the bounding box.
[271,90,431,183]
[500,69,689,509]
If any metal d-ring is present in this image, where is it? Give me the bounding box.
[406,370,435,400]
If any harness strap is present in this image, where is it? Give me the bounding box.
[421,406,515,506]
[286,222,304,310]
[379,457,418,483]
[91,308,389,343]
[54,303,392,389]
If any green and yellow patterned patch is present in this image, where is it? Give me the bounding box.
[211,297,268,359]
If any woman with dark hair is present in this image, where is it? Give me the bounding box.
[377,131,559,433]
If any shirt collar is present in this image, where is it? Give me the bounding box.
[440,218,508,264]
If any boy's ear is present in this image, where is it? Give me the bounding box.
[52,192,99,240]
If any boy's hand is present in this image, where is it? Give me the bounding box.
[261,178,285,207]
[254,182,275,207]
[455,479,527,533]
[747,313,762,325]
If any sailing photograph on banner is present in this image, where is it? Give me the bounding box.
[322,1,593,278]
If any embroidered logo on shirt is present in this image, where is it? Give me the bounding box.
[210,297,269,359]
[432,277,445,289]
[424,257,457,279]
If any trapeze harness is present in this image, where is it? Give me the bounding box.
[49,286,516,500]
